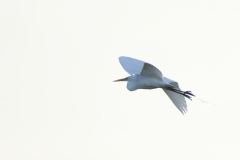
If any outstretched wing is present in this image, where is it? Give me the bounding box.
[162,77,188,114]
[119,56,162,80]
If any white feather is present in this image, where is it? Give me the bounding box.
[119,56,162,80]
[162,77,188,114]
[119,56,145,75]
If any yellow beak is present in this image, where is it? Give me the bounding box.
[113,78,127,82]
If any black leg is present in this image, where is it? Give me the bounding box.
[166,88,195,100]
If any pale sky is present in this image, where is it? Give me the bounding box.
[0,0,240,159]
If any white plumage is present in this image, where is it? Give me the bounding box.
[114,56,195,114]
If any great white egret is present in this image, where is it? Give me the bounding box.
[113,56,195,114]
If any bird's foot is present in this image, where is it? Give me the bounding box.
[184,91,195,97]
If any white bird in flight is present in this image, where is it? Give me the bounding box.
[113,56,195,114]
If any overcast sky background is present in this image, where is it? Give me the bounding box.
[1,0,240,159]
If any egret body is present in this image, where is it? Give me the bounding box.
[114,56,195,114]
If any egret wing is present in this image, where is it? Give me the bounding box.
[119,56,162,80]
[162,77,188,114]
[163,90,188,114]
